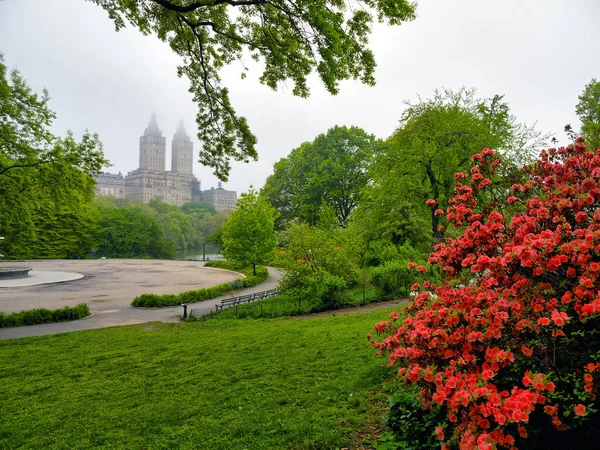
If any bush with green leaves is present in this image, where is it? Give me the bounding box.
[364,241,425,268]
[275,223,361,306]
[370,259,414,297]
[368,242,438,298]
[376,388,445,450]
[0,303,91,328]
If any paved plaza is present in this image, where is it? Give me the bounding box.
[0,259,242,314]
[0,259,284,340]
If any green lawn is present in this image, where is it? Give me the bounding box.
[0,309,400,449]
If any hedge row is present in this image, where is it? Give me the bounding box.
[131,263,269,307]
[0,303,91,328]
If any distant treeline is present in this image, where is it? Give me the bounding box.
[3,195,228,260]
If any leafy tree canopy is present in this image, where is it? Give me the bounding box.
[261,125,383,229]
[92,0,417,180]
[221,187,276,273]
[94,199,174,258]
[356,88,545,249]
[0,54,107,179]
[0,54,108,259]
[181,200,216,217]
[576,78,600,150]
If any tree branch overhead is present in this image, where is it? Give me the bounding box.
[92,0,417,179]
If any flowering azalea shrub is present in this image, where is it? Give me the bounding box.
[371,139,600,449]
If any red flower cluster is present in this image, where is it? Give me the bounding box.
[372,139,600,449]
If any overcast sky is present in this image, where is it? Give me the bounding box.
[1,0,599,194]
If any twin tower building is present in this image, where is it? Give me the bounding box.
[95,113,237,211]
[126,113,198,206]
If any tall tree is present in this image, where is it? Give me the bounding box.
[92,0,417,180]
[262,125,383,228]
[575,78,600,150]
[0,55,108,259]
[221,188,276,274]
[356,88,544,248]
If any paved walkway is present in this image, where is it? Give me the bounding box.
[0,264,281,341]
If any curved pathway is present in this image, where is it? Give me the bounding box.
[0,263,281,341]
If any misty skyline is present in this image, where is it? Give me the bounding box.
[1,0,599,194]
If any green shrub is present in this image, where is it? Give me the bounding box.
[0,303,91,328]
[370,260,413,297]
[131,294,179,307]
[376,388,444,450]
[131,263,269,307]
[204,260,244,270]
[365,241,426,268]
[314,271,348,305]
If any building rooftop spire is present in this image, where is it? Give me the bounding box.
[144,111,162,136]
[173,119,191,142]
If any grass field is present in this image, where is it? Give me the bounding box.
[0,308,401,449]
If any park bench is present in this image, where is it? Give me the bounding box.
[213,288,281,312]
[237,294,253,304]
[215,296,238,312]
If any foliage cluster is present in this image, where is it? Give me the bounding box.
[372,142,600,449]
[576,79,600,150]
[355,88,545,249]
[0,55,107,259]
[376,386,445,450]
[93,197,229,259]
[263,90,547,317]
[131,262,268,307]
[221,188,277,274]
[93,198,173,259]
[0,309,396,449]
[274,223,363,307]
[0,303,91,328]
[262,126,384,229]
[368,241,438,298]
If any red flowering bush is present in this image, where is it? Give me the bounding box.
[372,139,600,449]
